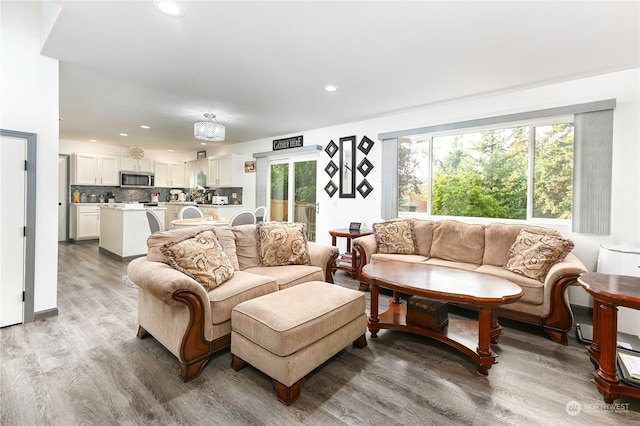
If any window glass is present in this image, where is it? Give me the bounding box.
[398,120,573,221]
[399,136,429,213]
[533,124,574,219]
[432,127,528,219]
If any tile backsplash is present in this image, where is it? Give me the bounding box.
[70,186,243,204]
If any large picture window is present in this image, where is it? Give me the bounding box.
[398,119,574,220]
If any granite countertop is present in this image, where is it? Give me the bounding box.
[158,201,197,205]
[197,203,244,207]
[98,203,166,210]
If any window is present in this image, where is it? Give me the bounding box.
[398,119,574,220]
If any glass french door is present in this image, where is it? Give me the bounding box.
[268,156,317,241]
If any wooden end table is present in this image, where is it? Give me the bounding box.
[329,228,373,278]
[577,272,640,403]
[362,261,523,375]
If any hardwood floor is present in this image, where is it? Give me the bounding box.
[1,241,638,425]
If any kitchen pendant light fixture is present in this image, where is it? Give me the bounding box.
[194,113,225,142]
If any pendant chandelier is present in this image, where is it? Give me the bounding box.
[194,113,225,142]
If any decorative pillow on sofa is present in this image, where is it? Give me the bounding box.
[504,229,574,282]
[256,222,311,267]
[160,230,234,291]
[373,219,417,254]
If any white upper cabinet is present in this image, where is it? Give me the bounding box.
[155,161,185,188]
[71,153,120,186]
[207,154,242,187]
[185,159,208,188]
[100,156,120,186]
[120,158,154,173]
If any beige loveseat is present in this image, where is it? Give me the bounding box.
[127,224,338,381]
[353,219,587,345]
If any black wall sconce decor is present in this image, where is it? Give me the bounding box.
[324,181,338,197]
[325,140,338,157]
[357,179,373,198]
[358,135,374,155]
[325,161,338,178]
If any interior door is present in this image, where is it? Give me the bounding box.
[1,136,27,327]
[268,156,317,241]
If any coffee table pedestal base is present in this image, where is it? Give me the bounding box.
[368,297,501,375]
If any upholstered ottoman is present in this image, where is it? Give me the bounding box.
[230,281,367,405]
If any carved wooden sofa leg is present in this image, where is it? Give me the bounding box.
[173,290,214,381]
[543,327,569,345]
[541,275,580,346]
[179,357,210,382]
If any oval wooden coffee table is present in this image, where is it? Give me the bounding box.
[362,262,524,375]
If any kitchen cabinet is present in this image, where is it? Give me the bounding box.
[207,154,242,187]
[198,204,246,219]
[155,161,185,188]
[186,159,208,188]
[159,202,197,226]
[71,153,120,186]
[70,204,100,241]
[120,158,154,173]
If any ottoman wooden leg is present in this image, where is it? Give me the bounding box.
[136,325,149,339]
[353,334,367,348]
[273,377,305,406]
[230,354,247,371]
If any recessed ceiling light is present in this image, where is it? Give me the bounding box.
[120,133,128,137]
[324,85,337,92]
[89,139,97,143]
[140,125,150,129]
[200,142,207,146]
[153,0,185,17]
[168,149,174,152]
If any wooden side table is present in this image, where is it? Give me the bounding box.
[329,228,373,278]
[577,272,640,403]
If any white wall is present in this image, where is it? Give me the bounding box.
[211,69,639,318]
[1,1,60,314]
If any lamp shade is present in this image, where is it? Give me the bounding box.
[194,113,225,142]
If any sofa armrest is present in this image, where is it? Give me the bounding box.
[307,242,339,283]
[537,252,588,344]
[127,257,210,307]
[353,234,377,282]
[544,253,587,289]
[127,257,214,381]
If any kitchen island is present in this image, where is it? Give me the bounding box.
[99,204,166,261]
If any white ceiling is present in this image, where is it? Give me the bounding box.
[42,1,639,153]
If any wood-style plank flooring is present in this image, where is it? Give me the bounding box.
[1,241,639,425]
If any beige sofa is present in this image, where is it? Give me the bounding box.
[353,219,587,345]
[127,224,339,381]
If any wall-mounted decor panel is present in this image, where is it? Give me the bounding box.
[339,136,356,198]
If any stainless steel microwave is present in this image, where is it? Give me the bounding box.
[120,171,154,188]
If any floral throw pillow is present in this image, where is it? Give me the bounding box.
[504,229,574,282]
[257,222,311,267]
[161,230,234,291]
[373,219,417,254]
